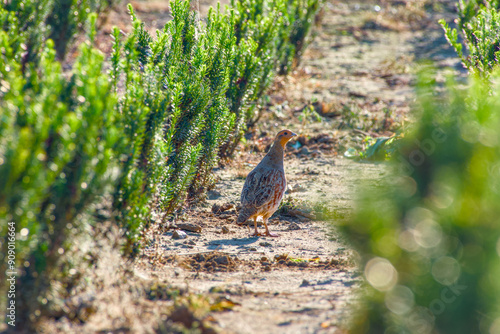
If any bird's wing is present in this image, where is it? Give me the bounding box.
[241,168,285,209]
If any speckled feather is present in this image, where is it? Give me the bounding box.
[237,130,294,227]
[238,168,286,223]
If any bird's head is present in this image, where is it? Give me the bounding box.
[275,129,297,148]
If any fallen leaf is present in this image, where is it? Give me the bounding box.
[210,297,240,312]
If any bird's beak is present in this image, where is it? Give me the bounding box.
[291,132,297,137]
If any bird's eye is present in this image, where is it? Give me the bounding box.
[284,132,288,135]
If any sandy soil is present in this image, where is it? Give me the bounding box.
[131,2,462,333]
[29,1,465,333]
[136,155,385,333]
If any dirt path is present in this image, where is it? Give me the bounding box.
[33,1,464,333]
[133,2,461,333]
[137,156,384,333]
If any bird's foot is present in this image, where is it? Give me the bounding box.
[264,231,279,237]
[250,231,262,237]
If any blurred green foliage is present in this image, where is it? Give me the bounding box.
[340,68,500,333]
[110,1,236,246]
[344,136,399,161]
[0,15,122,328]
[440,0,500,75]
[1,0,116,67]
[278,0,321,73]
[47,0,116,59]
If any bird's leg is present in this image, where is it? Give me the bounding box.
[263,218,279,237]
[250,217,260,237]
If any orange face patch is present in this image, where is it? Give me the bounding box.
[277,130,296,147]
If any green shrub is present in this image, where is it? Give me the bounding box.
[219,0,322,156]
[109,24,150,254]
[340,68,500,333]
[440,0,500,75]
[0,0,322,328]
[1,1,53,71]
[1,0,116,68]
[109,1,236,235]
[277,0,321,74]
[113,0,323,223]
[46,0,117,59]
[0,16,126,328]
[218,0,283,157]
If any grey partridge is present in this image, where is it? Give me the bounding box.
[237,129,297,237]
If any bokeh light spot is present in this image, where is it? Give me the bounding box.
[405,306,434,334]
[479,127,498,147]
[365,257,398,291]
[385,285,415,315]
[490,318,500,334]
[414,219,442,248]
[396,176,417,197]
[460,120,480,143]
[431,256,460,285]
[429,182,454,209]
[398,230,419,252]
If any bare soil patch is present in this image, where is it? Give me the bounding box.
[29,1,465,333]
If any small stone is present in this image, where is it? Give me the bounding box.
[211,203,221,214]
[172,230,187,239]
[300,146,310,155]
[221,226,230,234]
[249,247,257,251]
[220,202,234,212]
[263,265,271,272]
[207,190,222,200]
[177,223,202,233]
[300,279,310,287]
[298,261,309,268]
[214,255,230,266]
[311,150,322,157]
[288,223,301,230]
[212,202,234,214]
[293,184,307,192]
[287,184,306,194]
[259,242,272,247]
[209,286,223,293]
